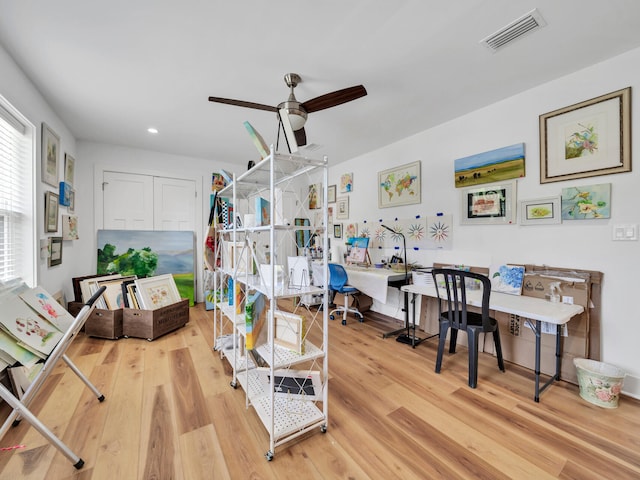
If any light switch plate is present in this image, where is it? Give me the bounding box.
[612,224,638,241]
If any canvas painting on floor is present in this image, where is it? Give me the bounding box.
[97,230,195,305]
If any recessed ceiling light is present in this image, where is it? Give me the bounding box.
[147,127,159,134]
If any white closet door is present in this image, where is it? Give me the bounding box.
[153,176,196,231]
[103,171,154,230]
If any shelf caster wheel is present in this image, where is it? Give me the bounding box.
[357,316,364,323]
[320,424,327,433]
[341,319,347,326]
[265,451,274,461]
[230,381,237,389]
[330,314,335,320]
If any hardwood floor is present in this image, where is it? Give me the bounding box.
[0,304,638,479]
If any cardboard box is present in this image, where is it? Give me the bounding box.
[333,293,372,313]
[85,308,124,339]
[123,299,189,341]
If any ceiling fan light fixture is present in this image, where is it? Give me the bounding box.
[278,100,307,130]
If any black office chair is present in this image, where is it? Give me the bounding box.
[328,263,364,325]
[431,268,505,388]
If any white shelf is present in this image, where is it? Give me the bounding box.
[256,341,325,370]
[212,148,328,458]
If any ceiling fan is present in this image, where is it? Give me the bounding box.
[208,73,367,147]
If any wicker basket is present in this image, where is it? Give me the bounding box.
[574,358,625,408]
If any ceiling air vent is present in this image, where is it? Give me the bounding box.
[480,8,547,52]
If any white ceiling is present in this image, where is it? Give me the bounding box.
[2,1,640,168]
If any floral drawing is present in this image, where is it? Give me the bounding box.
[561,183,611,220]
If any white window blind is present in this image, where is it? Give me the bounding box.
[0,96,35,286]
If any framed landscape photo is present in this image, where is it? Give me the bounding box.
[41,123,60,187]
[378,160,421,208]
[540,87,631,184]
[45,191,59,232]
[460,180,516,225]
[519,196,561,225]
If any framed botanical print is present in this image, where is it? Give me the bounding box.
[519,196,561,225]
[45,191,59,232]
[41,123,60,187]
[540,87,631,183]
[460,180,516,225]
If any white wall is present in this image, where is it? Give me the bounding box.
[328,46,640,398]
[80,141,239,303]
[0,44,79,297]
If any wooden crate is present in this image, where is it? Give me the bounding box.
[123,299,189,341]
[85,309,124,339]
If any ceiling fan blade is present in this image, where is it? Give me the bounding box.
[208,96,278,113]
[294,127,307,147]
[301,85,367,113]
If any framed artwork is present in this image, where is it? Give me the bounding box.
[489,264,525,295]
[62,214,79,240]
[561,183,611,220]
[336,196,349,219]
[41,123,60,187]
[347,237,369,263]
[519,196,561,225]
[48,236,63,267]
[59,181,71,206]
[45,191,59,232]
[378,160,421,208]
[460,180,516,225]
[68,189,76,213]
[333,223,342,239]
[135,274,181,310]
[64,153,75,187]
[540,87,631,184]
[272,309,306,354]
[340,173,353,193]
[308,183,321,209]
[327,184,336,203]
[454,143,525,188]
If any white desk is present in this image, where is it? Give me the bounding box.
[401,283,584,402]
[343,265,407,304]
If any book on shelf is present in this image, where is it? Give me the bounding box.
[255,196,270,226]
[245,291,266,350]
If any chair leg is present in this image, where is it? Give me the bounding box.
[435,321,450,374]
[341,293,349,325]
[493,328,506,372]
[449,328,458,353]
[468,330,481,389]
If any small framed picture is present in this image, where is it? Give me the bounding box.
[135,274,181,310]
[334,223,342,238]
[48,236,63,267]
[64,153,75,187]
[460,181,516,225]
[68,189,76,213]
[519,196,561,225]
[41,123,60,187]
[336,196,349,219]
[45,191,59,232]
[340,173,353,193]
[327,184,337,203]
